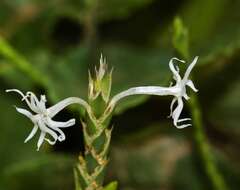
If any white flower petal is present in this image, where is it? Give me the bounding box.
[6,89,25,98]
[24,125,38,143]
[47,118,75,128]
[169,82,174,87]
[37,132,46,151]
[39,95,47,112]
[186,80,198,92]
[178,118,191,122]
[45,138,56,145]
[171,99,192,129]
[27,92,41,113]
[7,89,41,113]
[38,120,58,144]
[176,123,192,129]
[45,119,73,141]
[49,126,66,142]
[183,93,190,100]
[168,97,177,118]
[169,58,185,82]
[183,56,198,82]
[172,98,184,127]
[15,107,33,120]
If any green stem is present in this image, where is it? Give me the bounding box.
[189,94,228,190]
[75,102,112,190]
[0,36,49,86]
[75,63,113,189]
[0,35,62,102]
[172,17,228,190]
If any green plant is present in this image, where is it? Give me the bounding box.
[7,54,198,190]
[172,17,228,190]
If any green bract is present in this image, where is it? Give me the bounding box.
[7,55,198,189]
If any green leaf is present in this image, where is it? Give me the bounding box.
[0,36,48,86]
[179,0,240,64]
[100,69,112,103]
[103,181,118,190]
[180,0,228,45]
[172,17,189,59]
[74,168,83,190]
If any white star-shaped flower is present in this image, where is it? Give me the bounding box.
[167,57,198,128]
[6,89,76,151]
[109,56,199,129]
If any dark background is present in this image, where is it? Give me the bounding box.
[0,0,240,189]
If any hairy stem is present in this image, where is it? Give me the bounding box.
[75,95,112,190]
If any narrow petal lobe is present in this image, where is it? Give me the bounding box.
[24,125,38,143]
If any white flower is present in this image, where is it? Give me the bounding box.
[109,56,198,129]
[167,57,198,128]
[6,89,89,151]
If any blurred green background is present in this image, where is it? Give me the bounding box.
[0,0,240,190]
